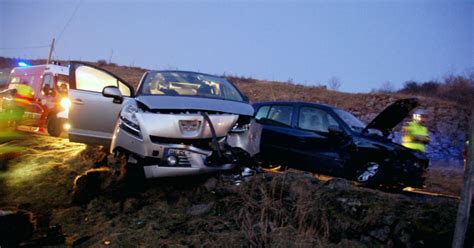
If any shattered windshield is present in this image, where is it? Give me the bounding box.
[334,109,366,132]
[139,71,244,102]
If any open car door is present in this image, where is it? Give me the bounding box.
[68,62,134,146]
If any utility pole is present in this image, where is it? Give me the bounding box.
[46,38,55,65]
[452,106,474,248]
[108,49,114,64]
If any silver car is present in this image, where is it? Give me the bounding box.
[66,62,261,178]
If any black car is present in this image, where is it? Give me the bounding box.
[253,98,429,188]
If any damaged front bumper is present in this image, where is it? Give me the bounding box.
[383,158,429,188]
[110,112,261,178]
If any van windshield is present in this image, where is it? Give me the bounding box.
[138,71,244,102]
[56,74,69,95]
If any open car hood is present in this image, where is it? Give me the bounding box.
[362,98,419,136]
[135,95,254,116]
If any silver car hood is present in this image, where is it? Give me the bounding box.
[135,95,254,116]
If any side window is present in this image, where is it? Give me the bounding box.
[298,107,339,133]
[255,105,270,121]
[42,74,54,89]
[267,105,293,127]
[75,65,131,96]
[118,81,131,97]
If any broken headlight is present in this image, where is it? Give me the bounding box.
[120,100,141,135]
[230,116,251,133]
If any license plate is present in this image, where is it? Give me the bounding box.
[165,148,186,157]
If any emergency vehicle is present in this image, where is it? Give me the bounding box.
[2,63,71,137]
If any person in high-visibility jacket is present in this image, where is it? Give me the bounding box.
[8,83,35,127]
[402,109,430,152]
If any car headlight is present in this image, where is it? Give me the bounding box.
[230,116,251,133]
[120,100,141,131]
[60,97,71,110]
[230,123,250,133]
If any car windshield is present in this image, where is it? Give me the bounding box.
[139,71,244,102]
[334,109,366,132]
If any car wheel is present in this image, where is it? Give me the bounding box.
[356,162,381,185]
[115,151,145,189]
[251,154,286,172]
[47,115,63,137]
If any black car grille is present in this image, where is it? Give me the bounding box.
[149,136,220,150]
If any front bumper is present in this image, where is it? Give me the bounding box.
[385,159,429,188]
[111,119,240,178]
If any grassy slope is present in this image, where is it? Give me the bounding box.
[0,136,471,247]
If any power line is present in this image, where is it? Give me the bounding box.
[57,0,82,42]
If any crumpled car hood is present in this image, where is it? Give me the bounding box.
[363,98,419,136]
[135,95,254,116]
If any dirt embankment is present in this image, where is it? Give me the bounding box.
[0,135,471,247]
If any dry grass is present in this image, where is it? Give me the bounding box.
[424,161,465,196]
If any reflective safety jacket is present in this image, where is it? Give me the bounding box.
[402,121,429,152]
[13,84,34,108]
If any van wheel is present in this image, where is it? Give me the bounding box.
[356,162,382,186]
[47,115,63,137]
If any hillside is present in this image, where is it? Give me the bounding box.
[0,57,468,160]
[0,58,472,247]
[0,57,469,160]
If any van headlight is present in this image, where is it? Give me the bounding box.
[120,101,141,132]
[60,98,71,110]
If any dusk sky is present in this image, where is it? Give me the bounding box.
[1,0,472,92]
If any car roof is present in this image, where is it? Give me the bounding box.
[253,101,337,111]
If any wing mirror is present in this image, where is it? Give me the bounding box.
[102,86,123,104]
[328,125,345,136]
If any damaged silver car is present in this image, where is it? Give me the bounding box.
[66,62,260,179]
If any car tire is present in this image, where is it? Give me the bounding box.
[251,154,286,172]
[47,115,63,137]
[355,162,382,186]
[115,151,146,190]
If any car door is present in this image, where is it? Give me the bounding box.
[290,105,345,174]
[68,62,134,146]
[255,104,296,164]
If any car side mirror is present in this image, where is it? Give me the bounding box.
[328,125,344,136]
[102,86,123,104]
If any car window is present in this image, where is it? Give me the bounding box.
[255,105,270,121]
[266,105,293,127]
[118,81,131,97]
[298,107,339,133]
[75,65,131,96]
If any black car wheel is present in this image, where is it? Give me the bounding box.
[251,154,286,172]
[47,115,63,137]
[356,162,382,185]
[114,151,145,189]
